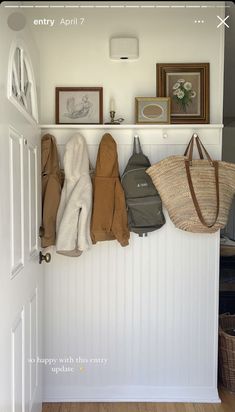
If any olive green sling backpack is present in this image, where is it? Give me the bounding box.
[121,136,165,237]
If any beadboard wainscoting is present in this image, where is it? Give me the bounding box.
[41,125,222,403]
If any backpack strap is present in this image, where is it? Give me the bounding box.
[133,135,143,155]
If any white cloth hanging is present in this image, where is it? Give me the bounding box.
[56,133,92,257]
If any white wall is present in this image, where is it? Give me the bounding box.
[24,2,225,402]
[27,4,225,124]
[42,125,222,402]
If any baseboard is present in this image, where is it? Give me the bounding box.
[43,385,221,403]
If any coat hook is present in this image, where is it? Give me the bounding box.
[193,133,198,138]
[163,132,168,139]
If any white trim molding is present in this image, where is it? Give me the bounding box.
[43,385,220,403]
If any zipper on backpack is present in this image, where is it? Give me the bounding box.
[127,199,161,207]
[121,167,147,182]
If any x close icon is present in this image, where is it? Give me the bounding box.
[217,15,230,28]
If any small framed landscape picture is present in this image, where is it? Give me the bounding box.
[156,63,209,124]
[55,87,103,124]
[135,97,171,124]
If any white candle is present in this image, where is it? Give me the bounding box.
[110,98,115,112]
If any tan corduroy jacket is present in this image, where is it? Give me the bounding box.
[41,134,63,248]
[91,133,130,247]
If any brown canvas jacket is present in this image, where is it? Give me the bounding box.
[91,133,130,247]
[41,133,62,248]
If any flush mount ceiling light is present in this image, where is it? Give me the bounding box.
[110,37,139,60]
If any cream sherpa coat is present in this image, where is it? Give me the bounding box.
[56,133,92,257]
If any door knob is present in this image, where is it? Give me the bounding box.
[39,251,51,264]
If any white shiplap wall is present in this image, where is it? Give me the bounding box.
[42,125,222,402]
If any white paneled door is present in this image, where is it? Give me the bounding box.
[0,7,43,412]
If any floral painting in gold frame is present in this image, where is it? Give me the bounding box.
[157,63,209,124]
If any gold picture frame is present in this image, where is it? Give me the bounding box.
[135,97,171,124]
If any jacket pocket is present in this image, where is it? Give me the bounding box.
[127,196,165,228]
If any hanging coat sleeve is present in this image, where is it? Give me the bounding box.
[111,180,130,247]
[77,183,93,250]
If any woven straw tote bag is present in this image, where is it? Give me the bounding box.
[146,134,235,233]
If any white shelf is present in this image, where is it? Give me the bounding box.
[40,124,224,129]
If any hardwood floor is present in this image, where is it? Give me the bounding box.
[42,388,235,412]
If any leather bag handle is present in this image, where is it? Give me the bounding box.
[184,134,213,164]
[184,135,220,228]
